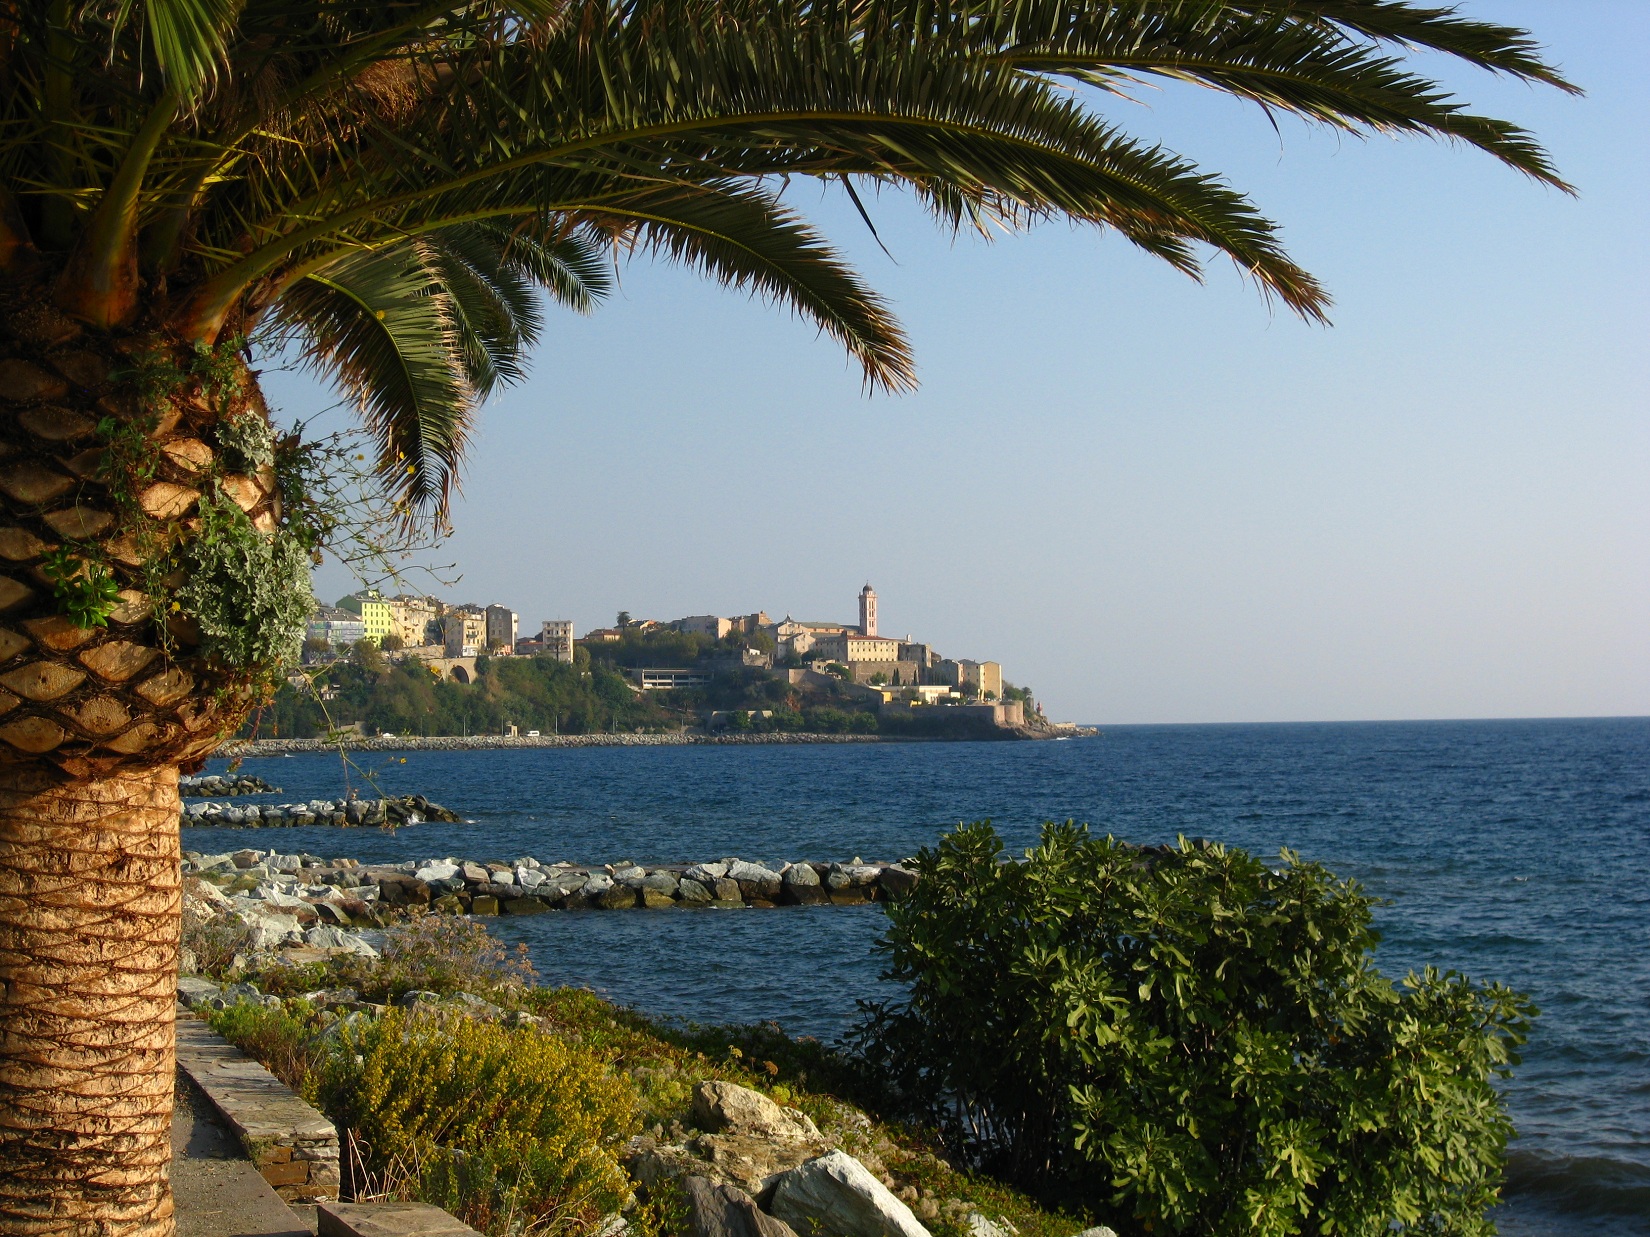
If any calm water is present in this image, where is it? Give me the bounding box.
[184,719,1650,1236]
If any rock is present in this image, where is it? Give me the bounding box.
[304,925,354,950]
[177,976,221,1009]
[232,848,261,869]
[643,870,681,895]
[597,884,639,910]
[243,912,301,951]
[614,865,648,889]
[471,895,499,916]
[641,888,677,909]
[839,864,881,886]
[877,866,919,895]
[414,860,459,882]
[583,872,615,897]
[684,1176,801,1237]
[828,886,874,906]
[726,861,782,898]
[517,867,546,890]
[711,878,743,904]
[502,897,549,915]
[769,1151,931,1237]
[461,862,490,883]
[678,878,713,904]
[1066,1230,1117,1237]
[432,893,467,914]
[965,1217,1014,1237]
[686,862,729,883]
[781,884,831,907]
[693,1081,821,1145]
[781,863,820,887]
[396,990,442,1008]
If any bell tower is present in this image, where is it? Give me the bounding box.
[859,583,877,637]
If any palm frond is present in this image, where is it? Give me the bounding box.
[271,244,474,511]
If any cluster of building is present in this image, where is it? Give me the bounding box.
[305,583,1005,703]
[306,593,573,665]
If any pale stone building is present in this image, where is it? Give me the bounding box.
[540,620,574,663]
[443,606,487,657]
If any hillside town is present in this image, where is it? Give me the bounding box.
[303,583,1036,730]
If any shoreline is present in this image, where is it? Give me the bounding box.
[218,724,1093,757]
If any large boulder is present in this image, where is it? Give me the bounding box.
[683,1177,800,1237]
[693,1082,821,1145]
[726,861,783,900]
[769,1151,931,1237]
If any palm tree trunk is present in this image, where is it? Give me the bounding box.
[0,762,180,1236]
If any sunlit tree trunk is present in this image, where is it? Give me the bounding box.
[0,763,181,1236]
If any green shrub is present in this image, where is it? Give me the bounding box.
[853,823,1535,1237]
[206,1001,329,1100]
[320,1011,637,1234]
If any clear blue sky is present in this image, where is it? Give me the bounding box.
[278,2,1648,725]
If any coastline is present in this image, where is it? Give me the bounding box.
[220,724,1093,757]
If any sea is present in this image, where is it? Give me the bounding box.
[181,717,1650,1236]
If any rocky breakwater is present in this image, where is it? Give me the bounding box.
[180,847,919,966]
[181,772,279,796]
[182,793,461,828]
[373,854,919,916]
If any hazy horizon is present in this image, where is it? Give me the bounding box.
[270,2,1648,727]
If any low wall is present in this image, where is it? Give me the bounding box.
[174,1017,340,1202]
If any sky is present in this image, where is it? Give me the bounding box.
[273,1,1649,725]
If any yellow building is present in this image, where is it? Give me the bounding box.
[336,591,394,646]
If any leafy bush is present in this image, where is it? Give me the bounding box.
[319,1011,637,1234]
[853,823,1535,1237]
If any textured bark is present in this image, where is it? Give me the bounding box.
[0,763,181,1236]
[0,276,274,775]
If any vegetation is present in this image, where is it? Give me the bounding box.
[853,823,1536,1237]
[203,912,1095,1237]
[249,652,894,737]
[0,0,1575,1221]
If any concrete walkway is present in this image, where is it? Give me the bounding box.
[174,1074,313,1237]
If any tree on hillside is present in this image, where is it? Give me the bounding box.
[0,0,1574,1226]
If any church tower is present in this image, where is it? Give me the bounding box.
[859,583,877,637]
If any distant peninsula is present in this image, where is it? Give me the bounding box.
[260,584,1072,743]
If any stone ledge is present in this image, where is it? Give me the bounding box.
[318,1202,481,1237]
[175,1015,340,1202]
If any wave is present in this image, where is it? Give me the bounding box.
[1504,1147,1650,1219]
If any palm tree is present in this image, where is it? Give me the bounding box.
[0,0,1571,1227]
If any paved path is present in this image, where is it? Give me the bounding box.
[173,1074,313,1237]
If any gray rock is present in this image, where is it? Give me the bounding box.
[396,990,442,1008]
[965,1217,1013,1237]
[305,925,353,950]
[232,849,262,869]
[517,867,546,890]
[461,862,490,883]
[685,862,729,883]
[177,976,222,1009]
[781,863,820,887]
[684,1176,801,1237]
[643,870,681,895]
[769,1151,931,1237]
[725,860,781,886]
[711,878,743,903]
[1067,1230,1118,1237]
[414,860,459,882]
[678,878,713,904]
[614,865,648,889]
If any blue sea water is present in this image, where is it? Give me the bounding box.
[183,718,1650,1236]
